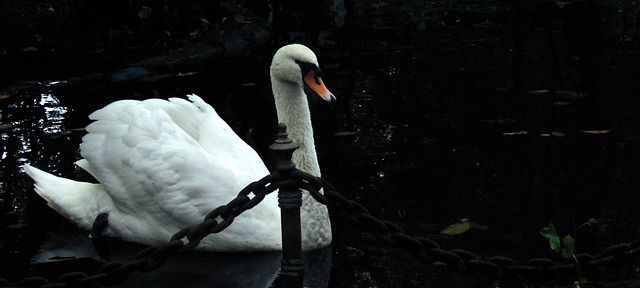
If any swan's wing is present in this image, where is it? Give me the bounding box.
[79,95,270,227]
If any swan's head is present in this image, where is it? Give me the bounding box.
[270,44,336,102]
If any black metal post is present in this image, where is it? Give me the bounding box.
[269,123,304,288]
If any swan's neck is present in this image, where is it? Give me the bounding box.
[272,76,332,250]
[272,79,321,177]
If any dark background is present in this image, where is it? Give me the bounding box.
[2,0,640,287]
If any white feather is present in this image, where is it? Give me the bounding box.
[24,44,332,251]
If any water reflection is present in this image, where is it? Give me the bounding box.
[1,92,72,172]
[39,93,69,135]
[29,225,331,288]
[1,89,80,276]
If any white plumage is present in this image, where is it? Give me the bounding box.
[24,44,334,251]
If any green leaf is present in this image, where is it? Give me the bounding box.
[440,219,471,235]
[540,224,561,253]
[576,217,600,231]
[539,224,556,238]
[561,235,575,259]
[574,277,587,287]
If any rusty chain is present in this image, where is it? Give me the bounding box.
[2,168,639,287]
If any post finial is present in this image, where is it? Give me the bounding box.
[269,123,299,172]
[270,123,300,151]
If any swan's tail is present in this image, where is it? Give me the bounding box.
[23,164,114,231]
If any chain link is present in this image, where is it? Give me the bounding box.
[292,169,640,281]
[2,168,639,287]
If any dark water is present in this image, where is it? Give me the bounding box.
[2,0,640,287]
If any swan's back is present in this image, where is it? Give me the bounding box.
[31,95,283,250]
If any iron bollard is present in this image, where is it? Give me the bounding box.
[269,123,304,288]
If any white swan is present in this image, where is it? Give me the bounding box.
[24,44,335,251]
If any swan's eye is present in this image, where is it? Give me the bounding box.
[297,61,321,78]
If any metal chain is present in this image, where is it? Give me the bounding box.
[3,168,639,287]
[0,172,282,287]
[291,169,640,280]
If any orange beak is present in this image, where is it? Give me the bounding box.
[304,70,336,102]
